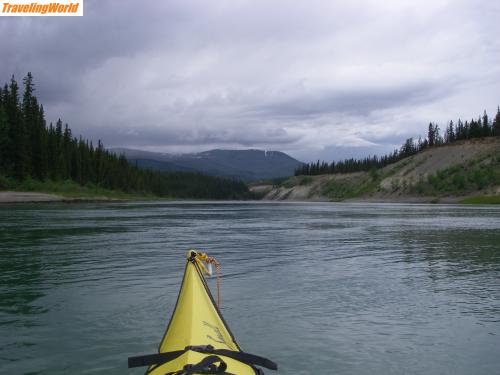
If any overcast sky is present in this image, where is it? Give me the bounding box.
[1,0,499,162]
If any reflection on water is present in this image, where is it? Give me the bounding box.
[0,202,499,374]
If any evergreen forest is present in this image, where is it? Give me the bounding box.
[0,74,250,199]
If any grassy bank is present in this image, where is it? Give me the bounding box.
[408,154,500,196]
[460,196,500,204]
[259,138,500,203]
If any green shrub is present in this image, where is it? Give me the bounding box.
[299,176,313,186]
[411,154,500,196]
[461,196,500,204]
[0,175,14,189]
[452,174,466,190]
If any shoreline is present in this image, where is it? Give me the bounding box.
[343,195,462,204]
[258,197,462,204]
[2,190,498,205]
[0,191,126,204]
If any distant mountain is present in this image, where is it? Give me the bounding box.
[111,148,304,181]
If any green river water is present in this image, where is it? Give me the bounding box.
[1,202,499,374]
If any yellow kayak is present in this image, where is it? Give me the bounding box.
[128,250,277,374]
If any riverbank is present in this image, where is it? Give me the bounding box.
[0,178,156,204]
[253,138,500,204]
[0,191,63,203]
[0,191,132,203]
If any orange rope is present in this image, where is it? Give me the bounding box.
[206,256,221,308]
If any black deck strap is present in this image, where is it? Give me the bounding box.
[187,345,278,371]
[165,356,234,375]
[128,345,277,372]
[184,355,227,374]
[212,349,277,371]
[128,349,185,368]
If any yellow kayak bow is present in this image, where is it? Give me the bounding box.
[128,250,277,374]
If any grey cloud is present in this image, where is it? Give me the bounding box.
[84,119,300,150]
[1,0,498,161]
[244,79,454,120]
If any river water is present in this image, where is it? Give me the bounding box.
[1,202,499,374]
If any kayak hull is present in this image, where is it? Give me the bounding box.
[147,258,257,374]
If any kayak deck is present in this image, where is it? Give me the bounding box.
[146,256,257,374]
[127,250,278,374]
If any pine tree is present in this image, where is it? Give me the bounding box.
[482,110,490,137]
[36,104,48,179]
[446,121,455,143]
[433,124,441,144]
[0,105,10,175]
[46,122,57,179]
[456,119,464,140]
[7,76,30,179]
[469,118,480,138]
[493,107,500,136]
[54,119,66,179]
[22,72,37,177]
[428,122,435,146]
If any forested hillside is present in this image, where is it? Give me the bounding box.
[258,137,500,203]
[0,74,250,199]
[257,106,500,203]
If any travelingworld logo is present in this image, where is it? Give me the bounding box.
[2,0,83,16]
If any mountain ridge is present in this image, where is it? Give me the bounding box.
[112,148,304,181]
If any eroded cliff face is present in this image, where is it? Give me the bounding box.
[253,138,500,203]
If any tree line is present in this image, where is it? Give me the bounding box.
[0,73,250,199]
[295,107,500,176]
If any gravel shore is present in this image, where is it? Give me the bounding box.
[0,191,64,203]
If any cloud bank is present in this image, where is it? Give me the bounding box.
[1,0,499,161]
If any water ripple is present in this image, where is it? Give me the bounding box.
[0,202,499,374]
